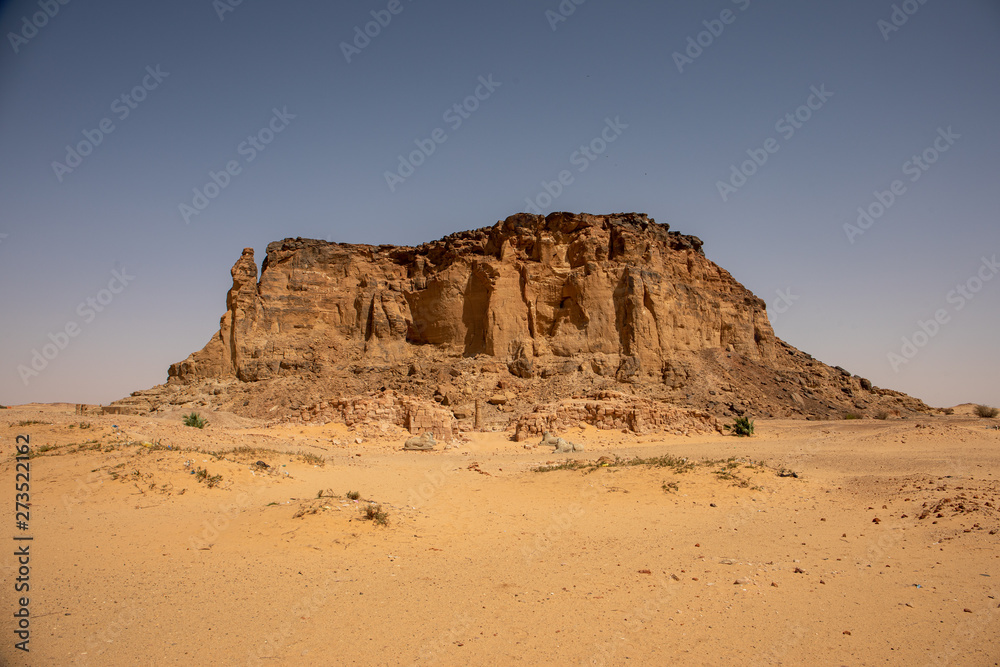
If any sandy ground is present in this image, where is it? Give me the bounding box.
[1,404,999,666]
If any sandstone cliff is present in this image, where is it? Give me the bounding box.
[119,212,929,424]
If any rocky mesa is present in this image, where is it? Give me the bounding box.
[118,212,929,427]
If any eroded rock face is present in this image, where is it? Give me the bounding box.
[121,212,929,421]
[169,213,770,382]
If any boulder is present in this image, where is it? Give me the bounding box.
[403,432,436,451]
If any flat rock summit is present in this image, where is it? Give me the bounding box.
[118,212,929,427]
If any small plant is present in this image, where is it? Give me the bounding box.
[724,416,754,437]
[346,490,361,500]
[709,459,759,489]
[873,410,889,420]
[974,404,998,418]
[297,451,325,467]
[16,420,47,427]
[662,481,679,493]
[183,412,208,429]
[27,443,59,458]
[360,503,388,526]
[627,454,696,473]
[532,460,589,473]
[777,468,799,478]
[843,413,862,420]
[194,467,222,488]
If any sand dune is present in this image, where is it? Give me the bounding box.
[2,404,998,665]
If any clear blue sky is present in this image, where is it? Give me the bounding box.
[1,0,998,409]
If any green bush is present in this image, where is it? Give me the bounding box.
[724,416,754,437]
[974,404,999,418]
[183,412,208,429]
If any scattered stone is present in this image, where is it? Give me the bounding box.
[467,462,490,476]
[452,406,473,420]
[515,391,722,441]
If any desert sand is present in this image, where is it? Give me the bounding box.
[2,404,999,666]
